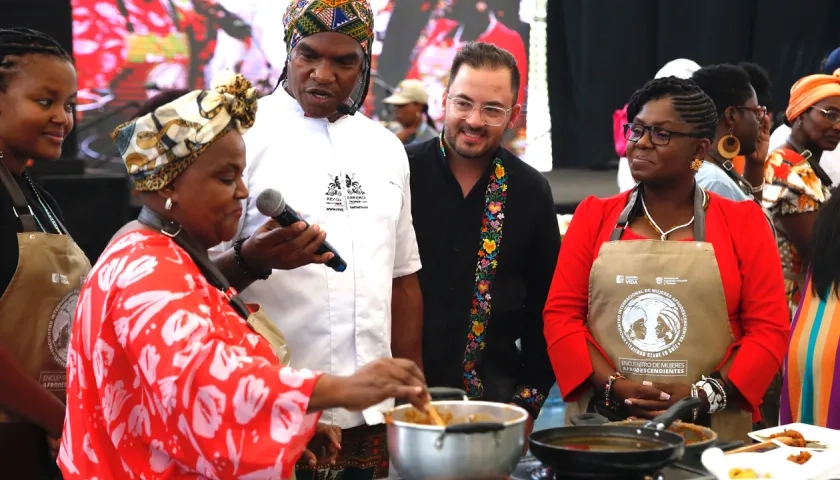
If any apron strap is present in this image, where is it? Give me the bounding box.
[610,187,639,241]
[610,184,707,242]
[692,185,706,242]
[137,207,252,320]
[0,162,38,233]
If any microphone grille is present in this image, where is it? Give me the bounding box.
[256,189,286,217]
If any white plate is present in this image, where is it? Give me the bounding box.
[749,423,840,449]
[702,447,840,480]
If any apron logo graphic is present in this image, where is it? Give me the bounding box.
[345,173,368,210]
[325,174,345,212]
[48,289,78,367]
[617,289,687,358]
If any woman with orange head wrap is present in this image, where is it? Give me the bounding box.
[762,69,840,316]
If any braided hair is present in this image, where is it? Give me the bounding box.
[0,28,72,92]
[626,76,718,141]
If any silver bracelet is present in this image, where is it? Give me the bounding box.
[750,181,765,193]
[696,379,724,414]
[690,384,699,421]
[705,376,728,412]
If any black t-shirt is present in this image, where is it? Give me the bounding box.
[0,173,65,296]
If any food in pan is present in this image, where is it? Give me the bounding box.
[786,451,812,465]
[728,468,772,478]
[613,419,713,445]
[548,436,666,451]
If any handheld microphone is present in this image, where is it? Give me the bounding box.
[256,189,347,272]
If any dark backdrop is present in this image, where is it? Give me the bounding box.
[547,0,840,169]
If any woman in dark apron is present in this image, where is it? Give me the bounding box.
[0,29,90,478]
[543,76,790,442]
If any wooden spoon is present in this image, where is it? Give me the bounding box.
[426,404,446,427]
[725,436,798,455]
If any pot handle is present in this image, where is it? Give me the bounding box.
[642,396,701,431]
[443,422,505,434]
[570,413,609,426]
[427,387,468,401]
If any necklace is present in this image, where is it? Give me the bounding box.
[640,191,704,241]
[23,170,62,234]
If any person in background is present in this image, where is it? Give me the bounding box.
[690,64,768,202]
[59,74,430,480]
[763,69,840,317]
[384,79,439,145]
[0,28,85,478]
[545,76,789,442]
[781,186,840,429]
[617,58,700,192]
[407,42,558,450]
[730,62,774,176]
[210,1,423,478]
[769,47,840,185]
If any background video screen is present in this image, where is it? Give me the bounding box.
[71,0,531,165]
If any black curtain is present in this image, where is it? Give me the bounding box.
[547,0,840,169]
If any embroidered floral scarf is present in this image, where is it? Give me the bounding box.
[438,135,508,398]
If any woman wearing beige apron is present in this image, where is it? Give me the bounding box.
[59,72,430,480]
[0,29,89,478]
[543,76,790,443]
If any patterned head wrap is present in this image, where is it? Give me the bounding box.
[282,0,374,56]
[279,0,374,115]
[786,69,840,122]
[112,71,258,192]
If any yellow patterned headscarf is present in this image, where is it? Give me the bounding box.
[112,70,258,192]
[283,0,374,56]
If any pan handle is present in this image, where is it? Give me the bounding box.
[428,387,469,401]
[443,422,505,434]
[642,396,701,430]
[570,413,609,426]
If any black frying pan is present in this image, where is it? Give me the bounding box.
[528,397,701,478]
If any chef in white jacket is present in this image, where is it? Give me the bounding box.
[210,1,423,478]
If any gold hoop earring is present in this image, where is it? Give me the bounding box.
[717,129,741,159]
[165,198,173,211]
[690,158,703,171]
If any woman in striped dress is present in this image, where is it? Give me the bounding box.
[781,186,840,428]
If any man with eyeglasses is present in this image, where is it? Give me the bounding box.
[404,41,559,450]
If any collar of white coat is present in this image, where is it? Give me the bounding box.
[269,84,350,123]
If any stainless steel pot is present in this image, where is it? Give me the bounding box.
[385,387,528,480]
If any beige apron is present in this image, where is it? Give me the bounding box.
[566,186,753,443]
[0,164,91,476]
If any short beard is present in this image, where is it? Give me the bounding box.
[443,127,493,160]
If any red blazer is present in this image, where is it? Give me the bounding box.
[543,190,789,420]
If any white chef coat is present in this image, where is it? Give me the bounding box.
[214,87,422,429]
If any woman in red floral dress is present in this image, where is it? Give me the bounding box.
[59,72,429,480]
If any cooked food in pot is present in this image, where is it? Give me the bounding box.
[399,408,495,426]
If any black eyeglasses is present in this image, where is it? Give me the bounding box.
[734,105,767,122]
[810,106,840,125]
[623,123,702,146]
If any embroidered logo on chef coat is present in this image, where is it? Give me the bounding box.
[47,288,78,369]
[325,174,345,212]
[345,173,368,210]
[617,288,687,358]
